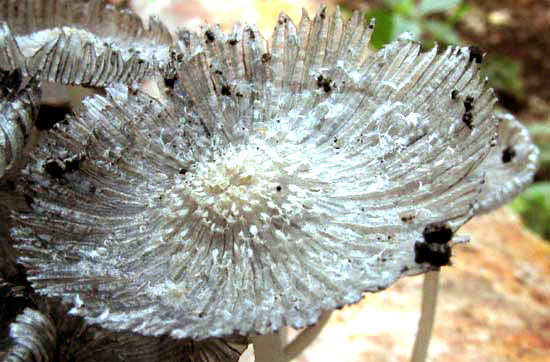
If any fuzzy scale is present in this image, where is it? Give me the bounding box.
[11,6,533,340]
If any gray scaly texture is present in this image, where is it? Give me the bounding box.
[11,6,537,341]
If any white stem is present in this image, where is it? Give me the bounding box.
[283,311,332,361]
[252,332,285,362]
[411,270,440,362]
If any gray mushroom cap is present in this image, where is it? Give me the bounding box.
[473,112,539,214]
[0,70,40,179]
[0,0,172,86]
[2,304,246,362]
[10,7,536,340]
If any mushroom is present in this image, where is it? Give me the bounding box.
[0,0,174,181]
[0,69,40,179]
[411,111,539,362]
[474,112,539,214]
[0,3,539,362]
[2,302,247,361]
[0,0,172,87]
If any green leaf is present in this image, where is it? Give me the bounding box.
[482,55,524,98]
[383,0,406,8]
[448,2,471,25]
[339,5,354,20]
[393,0,418,17]
[383,0,399,6]
[423,20,462,45]
[366,9,396,49]
[509,182,550,240]
[528,123,550,181]
[393,14,422,41]
[418,0,461,15]
[527,123,550,140]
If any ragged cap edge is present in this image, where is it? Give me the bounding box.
[0,0,172,45]
[0,73,41,179]
[474,111,539,214]
[0,23,26,74]
[0,0,173,86]
[3,304,248,362]
[10,6,507,340]
[4,308,57,362]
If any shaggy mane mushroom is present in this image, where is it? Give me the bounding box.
[0,3,539,362]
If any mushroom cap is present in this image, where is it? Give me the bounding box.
[2,304,246,361]
[12,7,525,339]
[0,70,40,179]
[0,22,26,73]
[0,0,172,86]
[473,112,539,214]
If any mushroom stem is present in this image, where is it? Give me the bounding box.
[252,332,286,362]
[283,311,332,361]
[411,270,440,362]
